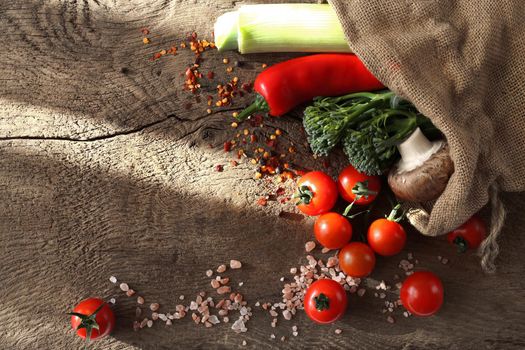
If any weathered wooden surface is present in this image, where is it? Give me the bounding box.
[1,1,524,349]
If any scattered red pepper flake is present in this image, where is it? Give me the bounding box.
[230,160,238,167]
[276,187,286,196]
[214,165,224,172]
[207,71,215,79]
[257,197,268,206]
[141,28,150,35]
[223,141,232,152]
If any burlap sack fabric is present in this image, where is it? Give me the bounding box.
[328,0,525,272]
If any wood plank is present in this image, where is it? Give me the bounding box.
[0,0,524,349]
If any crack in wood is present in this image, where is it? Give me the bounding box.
[0,107,243,142]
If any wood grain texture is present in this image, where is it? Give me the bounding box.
[0,1,524,349]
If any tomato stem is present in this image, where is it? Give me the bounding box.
[453,236,468,253]
[294,185,314,205]
[314,293,330,311]
[386,203,403,222]
[351,180,377,199]
[236,94,269,121]
[68,302,105,349]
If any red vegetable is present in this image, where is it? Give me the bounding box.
[367,204,406,256]
[294,171,338,216]
[69,298,115,344]
[314,212,352,249]
[338,242,376,278]
[338,165,381,206]
[304,279,348,324]
[447,214,487,252]
[236,54,384,120]
[400,271,444,317]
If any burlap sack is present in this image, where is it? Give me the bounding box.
[328,0,525,272]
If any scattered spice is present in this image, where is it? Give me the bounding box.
[257,197,268,206]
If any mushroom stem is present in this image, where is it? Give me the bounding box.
[396,127,443,173]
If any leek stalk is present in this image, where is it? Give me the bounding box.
[214,4,351,54]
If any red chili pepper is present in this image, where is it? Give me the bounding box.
[236,54,384,121]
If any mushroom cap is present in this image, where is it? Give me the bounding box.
[388,143,454,203]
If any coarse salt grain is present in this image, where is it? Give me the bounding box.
[137,296,145,304]
[206,270,213,277]
[335,329,342,334]
[109,298,116,304]
[217,264,227,273]
[150,303,160,311]
[230,260,242,269]
[109,276,117,284]
[119,283,129,292]
[305,241,316,252]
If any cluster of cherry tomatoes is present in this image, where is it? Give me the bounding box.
[67,168,488,344]
[296,166,486,324]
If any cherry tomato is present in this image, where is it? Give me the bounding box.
[447,214,487,252]
[70,298,115,341]
[338,242,376,277]
[338,165,381,205]
[314,212,353,249]
[295,171,338,216]
[368,205,406,256]
[304,279,348,324]
[400,271,444,316]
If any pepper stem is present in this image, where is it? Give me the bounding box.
[236,94,269,121]
[293,185,314,206]
[453,236,469,253]
[314,293,330,311]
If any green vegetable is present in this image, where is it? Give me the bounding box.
[214,4,351,54]
[303,90,438,175]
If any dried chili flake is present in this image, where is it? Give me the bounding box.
[207,71,215,79]
[215,165,224,172]
[223,141,232,152]
[257,197,268,206]
[141,28,150,35]
[276,187,286,196]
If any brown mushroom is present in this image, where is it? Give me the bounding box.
[388,128,454,202]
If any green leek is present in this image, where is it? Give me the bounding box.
[214,4,351,54]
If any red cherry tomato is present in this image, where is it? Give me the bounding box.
[400,271,444,316]
[338,165,381,205]
[447,214,487,252]
[338,242,376,278]
[368,205,406,256]
[295,171,338,216]
[314,212,353,249]
[70,298,115,341]
[304,279,348,324]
